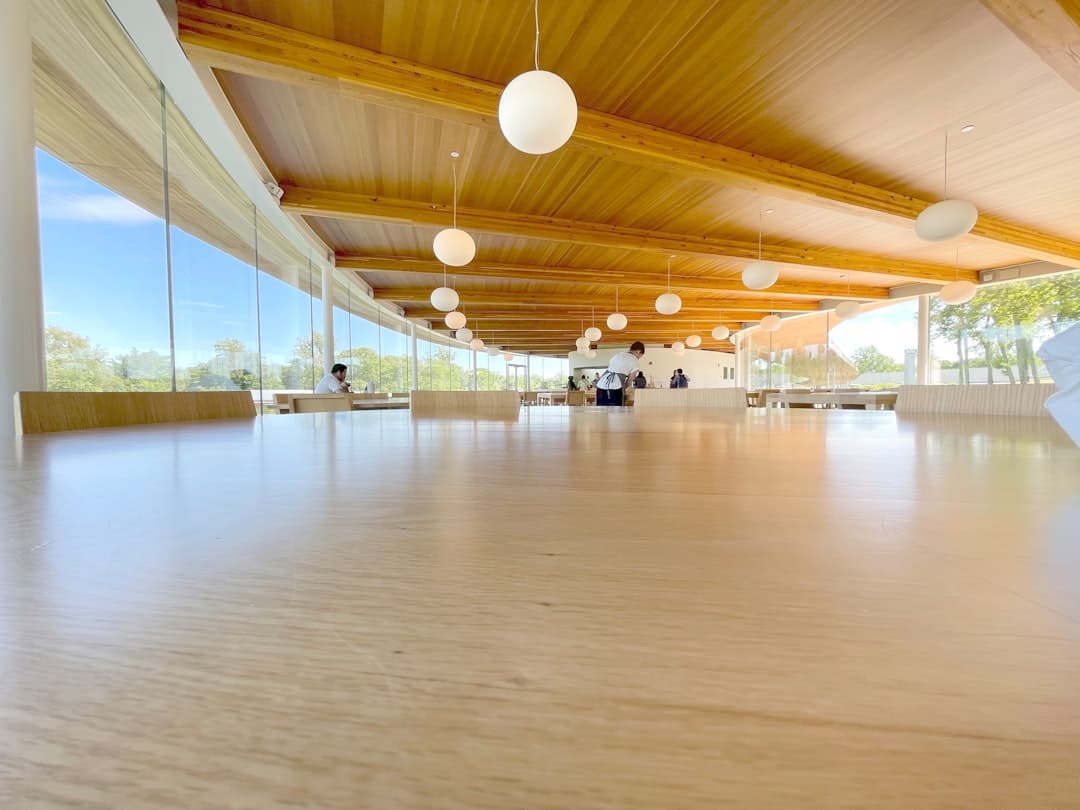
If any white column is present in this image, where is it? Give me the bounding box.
[734,337,743,388]
[321,262,334,372]
[1,0,45,435]
[525,354,532,392]
[917,294,930,385]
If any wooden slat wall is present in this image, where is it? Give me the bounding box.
[14,392,257,434]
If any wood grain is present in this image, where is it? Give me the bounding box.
[13,391,256,433]
[2,409,1080,808]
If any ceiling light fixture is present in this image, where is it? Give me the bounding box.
[832,274,861,321]
[432,152,477,266]
[742,208,779,290]
[655,255,683,315]
[607,286,627,331]
[960,124,976,134]
[939,248,977,305]
[585,306,602,342]
[685,321,701,348]
[760,314,782,332]
[498,0,578,154]
[914,133,978,241]
[429,262,460,312]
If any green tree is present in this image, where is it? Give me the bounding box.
[852,345,903,374]
[45,326,123,391]
[114,347,172,391]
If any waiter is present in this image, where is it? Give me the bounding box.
[594,342,645,406]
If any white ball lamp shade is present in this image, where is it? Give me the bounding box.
[742,260,780,291]
[685,334,702,348]
[914,199,978,242]
[487,346,500,357]
[655,292,682,315]
[834,300,862,321]
[671,341,686,355]
[456,327,474,343]
[584,326,602,342]
[498,70,578,155]
[760,314,782,332]
[469,337,485,351]
[445,310,467,329]
[712,325,730,341]
[575,337,590,352]
[430,286,460,312]
[585,348,597,358]
[432,227,477,266]
[607,312,627,331]
[501,351,514,361]
[939,280,977,305]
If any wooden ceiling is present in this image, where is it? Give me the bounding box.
[177,0,1080,355]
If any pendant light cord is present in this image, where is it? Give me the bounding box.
[667,256,672,292]
[451,159,459,229]
[615,285,619,312]
[758,209,763,260]
[943,133,949,199]
[534,0,541,70]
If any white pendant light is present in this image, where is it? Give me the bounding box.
[445,310,467,330]
[607,286,627,330]
[685,331,702,348]
[672,340,686,355]
[430,263,460,312]
[914,133,978,242]
[501,350,514,361]
[939,250,977,305]
[584,306,602,342]
[831,274,861,322]
[487,346,500,357]
[469,337,485,351]
[433,152,477,266]
[712,325,730,341]
[742,208,779,290]
[939,280,977,305]
[498,0,577,155]
[456,327,474,343]
[655,255,682,315]
[575,336,590,352]
[760,314,782,332]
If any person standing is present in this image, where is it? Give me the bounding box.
[595,342,645,406]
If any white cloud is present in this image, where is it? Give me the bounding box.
[38,191,159,226]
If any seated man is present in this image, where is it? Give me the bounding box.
[315,363,351,394]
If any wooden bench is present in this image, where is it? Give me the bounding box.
[895,384,1055,417]
[14,391,256,434]
[633,388,748,410]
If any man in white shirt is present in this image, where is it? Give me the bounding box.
[314,363,351,394]
[595,341,645,406]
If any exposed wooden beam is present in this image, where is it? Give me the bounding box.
[378,288,818,311]
[980,1,1080,93]
[338,255,890,300]
[406,307,774,321]
[178,1,1080,266]
[284,187,966,283]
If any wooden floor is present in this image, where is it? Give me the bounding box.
[3,408,1080,809]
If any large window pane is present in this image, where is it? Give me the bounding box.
[930,272,1080,384]
[830,299,918,390]
[38,149,170,392]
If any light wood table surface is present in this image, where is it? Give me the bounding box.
[2,409,1080,808]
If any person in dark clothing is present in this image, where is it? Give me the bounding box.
[633,373,647,389]
[670,369,689,388]
[567,376,579,391]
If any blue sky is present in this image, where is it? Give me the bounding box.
[38,149,326,365]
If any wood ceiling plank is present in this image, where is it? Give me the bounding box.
[178,1,1080,266]
[284,187,969,283]
[980,1,1080,92]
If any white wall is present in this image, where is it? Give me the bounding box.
[570,343,736,388]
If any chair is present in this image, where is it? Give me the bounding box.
[409,390,522,416]
[14,391,256,434]
[287,393,353,413]
[633,388,748,410]
[895,384,1056,417]
[566,390,587,406]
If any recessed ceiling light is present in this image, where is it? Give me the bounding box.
[764,208,775,214]
[450,150,461,158]
[960,124,975,134]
